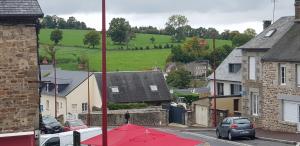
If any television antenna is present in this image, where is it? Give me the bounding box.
[271,0,278,23]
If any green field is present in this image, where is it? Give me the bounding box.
[39,29,232,50]
[39,29,232,71]
[39,46,171,71]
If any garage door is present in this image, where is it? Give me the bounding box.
[283,101,300,123]
[195,105,208,126]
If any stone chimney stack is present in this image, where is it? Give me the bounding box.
[263,20,272,29]
[295,0,300,22]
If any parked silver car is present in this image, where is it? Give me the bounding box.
[216,117,255,140]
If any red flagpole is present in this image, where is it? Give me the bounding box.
[101,0,108,145]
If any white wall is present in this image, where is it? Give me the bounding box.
[41,95,67,119]
[66,74,102,118]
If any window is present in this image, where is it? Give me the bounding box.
[234,99,239,111]
[82,103,88,112]
[264,29,276,37]
[40,105,44,112]
[230,84,242,95]
[251,93,259,116]
[229,64,241,73]
[72,104,77,113]
[297,65,300,87]
[249,57,256,80]
[217,83,224,96]
[150,85,158,91]
[283,101,300,123]
[46,100,49,110]
[111,86,119,93]
[280,64,286,85]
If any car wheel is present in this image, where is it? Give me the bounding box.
[228,132,234,141]
[216,130,221,139]
[250,135,255,140]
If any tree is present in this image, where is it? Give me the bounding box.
[232,33,252,47]
[182,37,209,58]
[41,15,57,28]
[83,31,100,48]
[50,29,63,45]
[165,15,189,42]
[108,18,132,44]
[66,16,77,29]
[244,28,257,38]
[166,68,192,89]
[150,36,155,44]
[44,45,56,64]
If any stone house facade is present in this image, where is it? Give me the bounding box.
[239,0,300,133]
[0,0,43,136]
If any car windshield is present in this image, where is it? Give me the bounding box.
[43,117,58,124]
[234,118,250,124]
[68,120,84,127]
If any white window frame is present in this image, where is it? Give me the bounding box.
[249,57,256,80]
[251,93,259,116]
[82,103,88,112]
[297,64,300,87]
[111,86,119,93]
[280,64,286,85]
[150,85,158,92]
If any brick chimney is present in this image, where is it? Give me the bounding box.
[263,20,272,29]
[295,0,300,22]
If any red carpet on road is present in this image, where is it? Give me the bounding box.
[81,124,203,146]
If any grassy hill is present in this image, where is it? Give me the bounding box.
[39,29,232,71]
[39,29,232,50]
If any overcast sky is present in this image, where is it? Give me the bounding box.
[37,0,295,33]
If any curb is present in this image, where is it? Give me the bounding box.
[256,136,298,145]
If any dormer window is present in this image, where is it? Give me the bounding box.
[229,64,241,73]
[265,29,276,37]
[111,86,119,93]
[150,85,158,92]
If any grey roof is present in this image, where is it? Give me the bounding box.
[208,49,242,82]
[239,17,294,50]
[174,88,209,95]
[41,69,89,97]
[94,71,172,103]
[0,0,43,17]
[262,23,300,62]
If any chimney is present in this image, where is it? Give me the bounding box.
[263,20,272,29]
[295,0,300,22]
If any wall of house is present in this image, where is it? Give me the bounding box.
[66,75,101,118]
[241,50,266,127]
[261,61,300,132]
[209,80,241,96]
[0,24,39,133]
[40,95,66,120]
[211,97,242,116]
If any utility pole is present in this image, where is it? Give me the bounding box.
[101,0,108,145]
[87,61,91,126]
[213,37,217,127]
[54,49,57,119]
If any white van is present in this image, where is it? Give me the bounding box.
[40,127,101,146]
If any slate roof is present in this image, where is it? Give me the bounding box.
[41,69,90,97]
[208,49,242,82]
[0,0,43,17]
[94,71,172,103]
[262,23,300,62]
[238,17,294,50]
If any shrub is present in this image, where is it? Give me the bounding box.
[158,44,162,49]
[135,47,139,50]
[146,46,150,50]
[164,44,170,49]
[154,45,158,49]
[108,103,148,110]
[170,44,174,48]
[140,47,143,50]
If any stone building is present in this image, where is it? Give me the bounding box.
[239,0,300,133]
[0,0,43,145]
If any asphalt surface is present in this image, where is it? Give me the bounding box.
[157,128,296,146]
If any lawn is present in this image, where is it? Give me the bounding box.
[39,29,232,50]
[39,46,171,71]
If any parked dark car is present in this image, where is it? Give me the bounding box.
[41,116,64,134]
[216,117,255,140]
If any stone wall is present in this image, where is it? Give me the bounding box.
[260,62,300,132]
[0,24,39,133]
[79,108,168,126]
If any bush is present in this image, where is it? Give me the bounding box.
[164,44,170,48]
[108,103,148,110]
[174,93,199,105]
[140,47,143,50]
[158,44,162,49]
[154,45,158,49]
[146,46,150,50]
[170,44,174,48]
[135,47,139,50]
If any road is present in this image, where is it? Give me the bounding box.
[157,128,295,146]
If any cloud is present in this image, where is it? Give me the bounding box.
[38,0,295,32]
